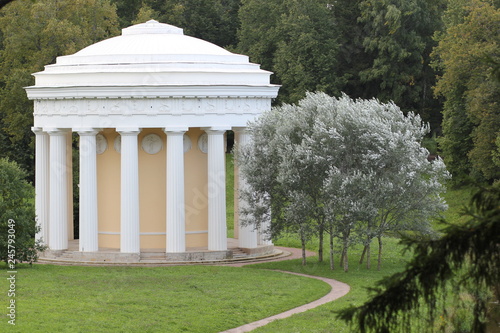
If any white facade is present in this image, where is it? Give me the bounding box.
[26,20,279,260]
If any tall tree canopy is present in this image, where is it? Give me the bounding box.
[433,0,500,184]
[121,0,241,48]
[0,0,119,177]
[358,0,445,122]
[237,0,445,128]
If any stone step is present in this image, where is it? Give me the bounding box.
[140,252,166,260]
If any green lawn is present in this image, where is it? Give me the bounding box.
[0,164,472,332]
[247,238,413,332]
[0,264,329,332]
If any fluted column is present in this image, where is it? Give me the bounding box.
[164,127,187,253]
[46,128,70,251]
[32,127,50,246]
[234,128,258,249]
[203,127,229,251]
[117,128,140,253]
[258,211,273,246]
[77,129,99,252]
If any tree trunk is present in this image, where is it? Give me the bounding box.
[359,244,367,265]
[342,235,349,272]
[318,225,324,262]
[343,247,349,272]
[301,236,307,266]
[366,241,371,270]
[377,236,383,271]
[329,229,334,270]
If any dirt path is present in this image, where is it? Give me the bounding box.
[219,247,351,333]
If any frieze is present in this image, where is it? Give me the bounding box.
[33,97,270,117]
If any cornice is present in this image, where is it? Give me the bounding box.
[25,84,280,100]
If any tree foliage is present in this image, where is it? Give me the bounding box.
[338,184,500,332]
[128,0,241,48]
[358,0,445,123]
[0,0,120,178]
[0,158,45,263]
[433,0,500,184]
[237,92,449,269]
[237,0,445,126]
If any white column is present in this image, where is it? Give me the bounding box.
[46,128,70,251]
[203,127,230,251]
[66,131,74,241]
[32,127,50,246]
[234,128,258,249]
[77,129,99,252]
[117,128,140,253]
[258,210,273,246]
[164,127,187,253]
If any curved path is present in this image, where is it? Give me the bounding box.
[219,247,351,333]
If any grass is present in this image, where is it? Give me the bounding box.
[246,185,475,332]
[246,238,413,332]
[0,160,473,332]
[0,264,329,332]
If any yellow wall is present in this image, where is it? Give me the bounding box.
[96,127,210,250]
[138,128,166,249]
[97,128,121,249]
[184,128,209,248]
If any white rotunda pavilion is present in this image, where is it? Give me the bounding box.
[26,20,279,263]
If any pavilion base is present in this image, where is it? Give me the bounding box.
[37,239,281,265]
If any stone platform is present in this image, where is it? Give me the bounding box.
[38,238,285,266]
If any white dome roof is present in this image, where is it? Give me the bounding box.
[30,20,274,90]
[56,20,246,66]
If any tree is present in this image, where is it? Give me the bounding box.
[338,184,500,332]
[134,0,241,48]
[237,92,449,269]
[271,0,342,104]
[358,0,445,127]
[237,0,345,105]
[0,158,45,263]
[0,0,120,179]
[433,0,500,183]
[0,0,15,10]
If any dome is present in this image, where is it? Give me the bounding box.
[56,20,246,66]
[30,20,274,90]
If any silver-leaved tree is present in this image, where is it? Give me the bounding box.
[236,92,450,270]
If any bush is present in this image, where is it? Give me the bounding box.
[0,158,45,264]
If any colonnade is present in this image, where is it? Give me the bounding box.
[32,126,270,255]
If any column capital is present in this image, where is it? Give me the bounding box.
[232,126,249,134]
[44,128,71,135]
[201,126,231,134]
[116,127,140,135]
[164,126,188,134]
[32,127,44,134]
[75,128,101,136]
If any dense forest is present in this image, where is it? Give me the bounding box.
[0,0,499,185]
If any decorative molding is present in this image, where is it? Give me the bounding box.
[197,133,208,153]
[183,134,192,153]
[26,85,279,101]
[97,231,209,235]
[33,97,271,117]
[114,135,121,153]
[141,133,163,154]
[96,134,107,154]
